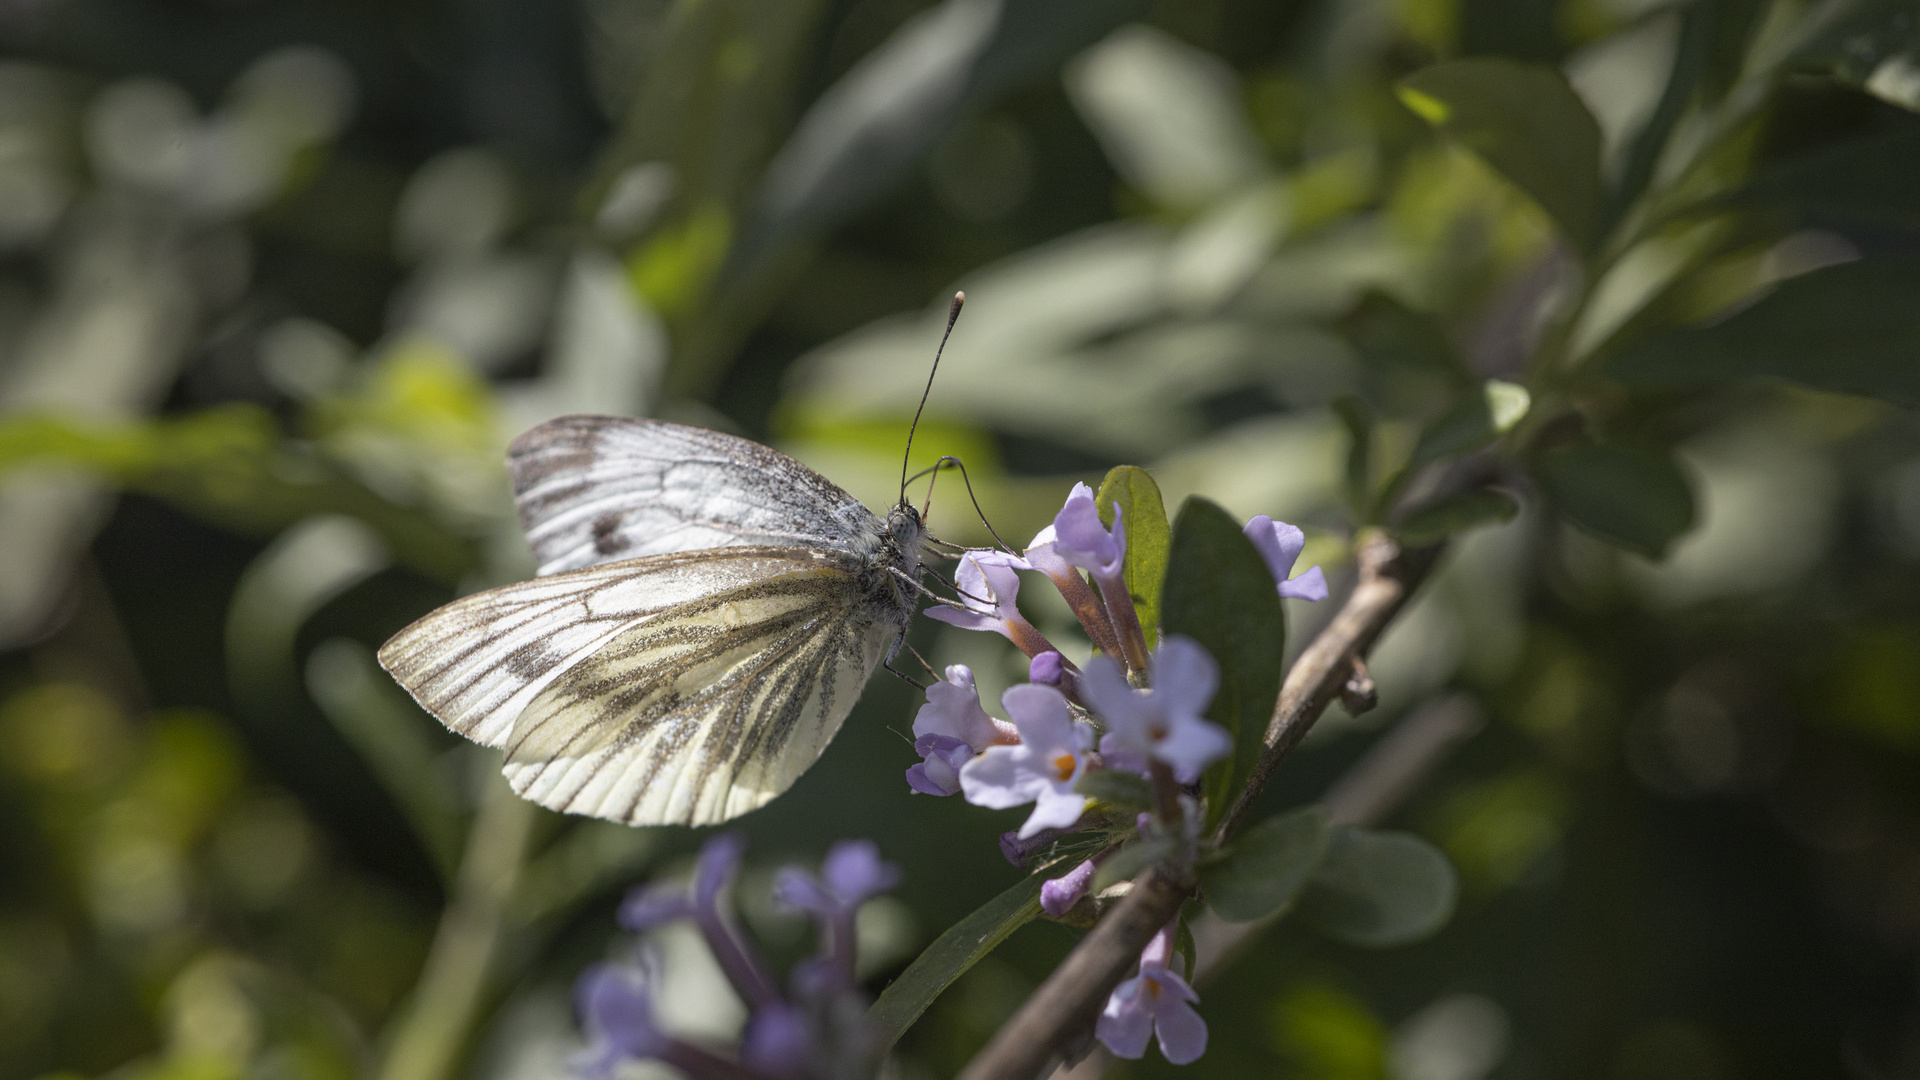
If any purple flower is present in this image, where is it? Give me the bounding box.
[907,734,974,796]
[959,685,1094,839]
[1244,515,1327,601]
[775,840,901,993]
[742,1002,811,1079]
[575,963,667,1076]
[1040,858,1098,917]
[775,839,902,917]
[618,832,780,1008]
[925,551,1034,639]
[907,666,1014,796]
[1095,926,1207,1064]
[1083,637,1232,783]
[1049,482,1125,580]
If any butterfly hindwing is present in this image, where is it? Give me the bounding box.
[375,547,872,751]
[500,565,891,825]
[509,415,885,576]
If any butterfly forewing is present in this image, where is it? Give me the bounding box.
[500,565,890,825]
[509,415,885,576]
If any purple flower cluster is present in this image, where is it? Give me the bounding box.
[577,834,900,1080]
[907,483,1326,1064]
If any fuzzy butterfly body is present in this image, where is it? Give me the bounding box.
[378,415,926,827]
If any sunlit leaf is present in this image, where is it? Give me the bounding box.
[1161,497,1285,830]
[1535,443,1695,559]
[1096,465,1171,647]
[1607,258,1920,406]
[1299,826,1458,947]
[867,871,1047,1055]
[1200,806,1331,922]
[1409,380,1530,468]
[1398,58,1604,250]
[1394,489,1520,547]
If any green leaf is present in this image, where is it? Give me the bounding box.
[1408,380,1531,468]
[1298,827,1458,948]
[1075,769,1155,812]
[1398,58,1604,250]
[1096,465,1171,647]
[1535,443,1696,559]
[1200,806,1332,922]
[1394,489,1520,547]
[1161,497,1286,831]
[867,871,1047,1055]
[1092,836,1176,893]
[1733,122,1920,227]
[1793,0,1920,112]
[1607,258,1920,406]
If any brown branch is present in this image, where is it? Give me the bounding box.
[956,531,1442,1080]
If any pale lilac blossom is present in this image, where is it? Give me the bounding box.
[1244,515,1327,601]
[1049,482,1124,580]
[618,832,779,1008]
[1039,858,1098,917]
[960,684,1094,839]
[1083,637,1231,783]
[741,1002,811,1078]
[575,963,667,1076]
[906,665,1016,796]
[1095,924,1207,1064]
[1024,527,1124,659]
[775,839,902,987]
[924,550,1026,636]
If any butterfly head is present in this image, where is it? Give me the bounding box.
[886,501,927,569]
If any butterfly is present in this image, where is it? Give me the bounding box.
[377,294,965,827]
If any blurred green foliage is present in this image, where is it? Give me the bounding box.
[1,0,1919,1078]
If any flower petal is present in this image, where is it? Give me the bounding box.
[959,745,1047,809]
[914,666,1000,749]
[1020,785,1090,837]
[1080,654,1153,729]
[924,604,1010,636]
[1152,636,1219,718]
[1001,683,1079,750]
[1095,977,1154,1060]
[1278,564,1328,602]
[1152,994,1209,1065]
[822,839,900,905]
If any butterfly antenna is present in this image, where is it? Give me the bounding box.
[900,291,964,506]
[936,455,1019,555]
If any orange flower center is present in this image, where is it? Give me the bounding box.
[1052,753,1077,782]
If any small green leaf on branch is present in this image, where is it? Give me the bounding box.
[1535,443,1695,559]
[1298,826,1458,948]
[1200,806,1332,922]
[1096,465,1171,648]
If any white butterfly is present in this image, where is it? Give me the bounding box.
[377,415,928,827]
